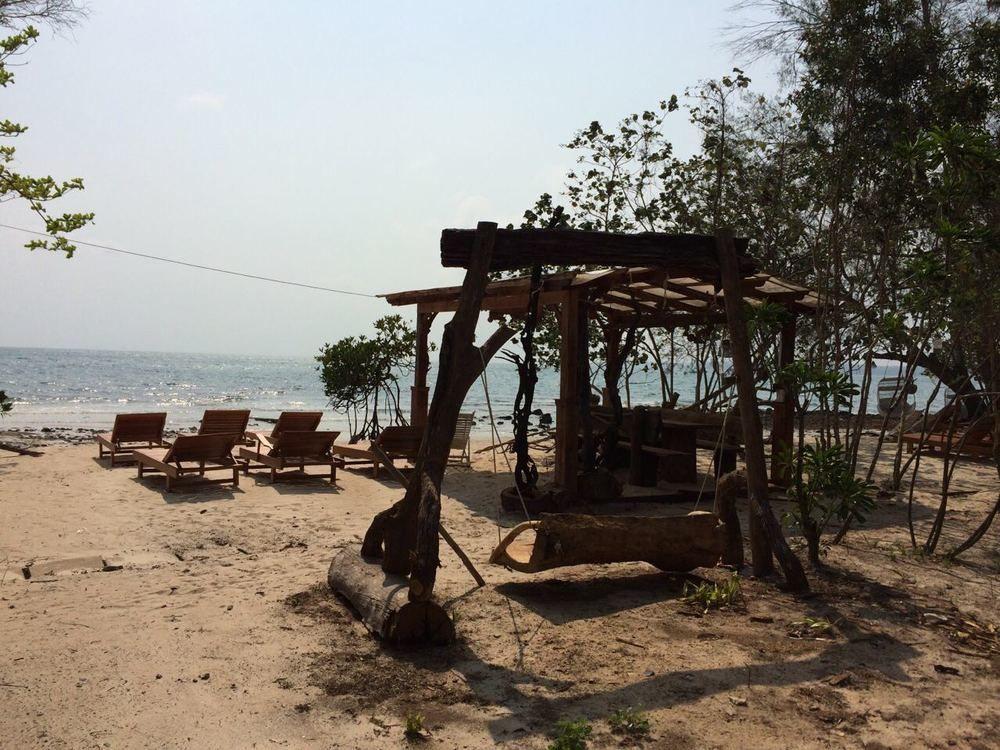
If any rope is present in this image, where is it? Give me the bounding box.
[692,385,741,510]
[1,224,377,298]
[478,348,532,531]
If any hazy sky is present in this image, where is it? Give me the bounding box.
[2,1,779,356]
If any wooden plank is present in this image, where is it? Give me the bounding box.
[640,446,691,457]
[441,228,753,275]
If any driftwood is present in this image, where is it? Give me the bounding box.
[441,228,753,275]
[716,230,808,591]
[0,441,44,457]
[713,470,746,568]
[359,222,514,596]
[489,512,725,573]
[327,548,454,645]
[369,443,485,587]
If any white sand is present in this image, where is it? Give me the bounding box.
[1,439,998,748]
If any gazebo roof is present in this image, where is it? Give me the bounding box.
[382,266,818,326]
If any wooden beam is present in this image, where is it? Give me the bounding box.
[441,228,754,275]
[716,229,808,592]
[554,289,584,495]
[413,290,570,315]
[594,305,728,327]
[411,309,435,426]
[770,318,797,485]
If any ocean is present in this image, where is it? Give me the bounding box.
[0,347,947,436]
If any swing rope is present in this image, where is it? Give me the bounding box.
[479,348,533,535]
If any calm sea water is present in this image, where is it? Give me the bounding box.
[0,347,946,435]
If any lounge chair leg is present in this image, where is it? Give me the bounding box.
[137,462,144,479]
[233,468,239,488]
[270,468,277,483]
[166,475,173,493]
[330,463,336,484]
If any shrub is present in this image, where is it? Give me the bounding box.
[548,718,592,750]
[681,575,741,612]
[608,706,651,738]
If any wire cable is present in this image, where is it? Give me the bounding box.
[1,223,377,298]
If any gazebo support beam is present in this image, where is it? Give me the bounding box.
[411,308,436,426]
[770,318,797,485]
[554,289,585,497]
[716,229,809,592]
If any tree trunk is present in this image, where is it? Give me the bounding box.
[359,221,515,602]
[713,470,745,568]
[327,547,454,645]
[716,229,809,591]
[490,512,725,573]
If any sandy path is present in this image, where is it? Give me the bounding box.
[1,442,998,749]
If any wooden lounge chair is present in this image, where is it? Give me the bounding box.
[164,409,253,447]
[449,412,475,466]
[96,412,167,466]
[902,416,994,459]
[331,425,423,479]
[239,431,342,484]
[198,409,252,443]
[247,410,323,445]
[134,434,240,492]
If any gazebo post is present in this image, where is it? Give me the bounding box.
[411,308,435,426]
[554,289,585,498]
[716,229,809,592]
[770,317,797,485]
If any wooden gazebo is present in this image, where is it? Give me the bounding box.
[329,225,815,644]
[382,231,818,494]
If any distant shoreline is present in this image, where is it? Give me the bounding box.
[0,411,895,455]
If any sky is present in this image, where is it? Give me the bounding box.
[1,0,781,356]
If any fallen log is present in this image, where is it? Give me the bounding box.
[327,547,454,645]
[0,441,44,457]
[489,511,725,573]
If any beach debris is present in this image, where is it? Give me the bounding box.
[22,555,107,580]
[934,664,960,676]
[826,672,853,687]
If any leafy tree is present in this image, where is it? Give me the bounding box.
[316,315,424,442]
[1,0,92,256]
[778,364,874,564]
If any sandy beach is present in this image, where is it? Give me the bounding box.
[1,437,998,749]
